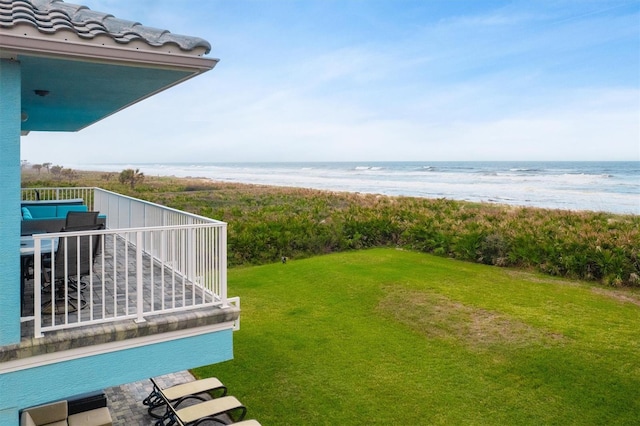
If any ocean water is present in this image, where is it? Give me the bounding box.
[78,161,639,215]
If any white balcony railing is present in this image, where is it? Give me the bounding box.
[21,187,96,207]
[21,188,229,338]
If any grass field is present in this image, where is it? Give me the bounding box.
[193,248,640,425]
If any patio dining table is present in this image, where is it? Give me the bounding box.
[20,235,58,316]
[20,235,58,256]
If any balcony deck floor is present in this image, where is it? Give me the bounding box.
[20,234,220,340]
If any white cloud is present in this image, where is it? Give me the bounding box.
[19,1,640,165]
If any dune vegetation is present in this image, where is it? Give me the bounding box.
[22,169,640,287]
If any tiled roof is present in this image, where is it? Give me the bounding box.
[0,0,211,54]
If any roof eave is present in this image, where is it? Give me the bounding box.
[0,31,218,72]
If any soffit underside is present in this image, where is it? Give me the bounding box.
[19,54,196,132]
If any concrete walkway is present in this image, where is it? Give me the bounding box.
[104,371,199,425]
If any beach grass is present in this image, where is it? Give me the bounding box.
[193,248,640,425]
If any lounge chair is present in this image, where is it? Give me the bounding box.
[153,391,246,426]
[144,377,228,419]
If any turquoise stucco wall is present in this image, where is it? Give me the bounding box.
[0,59,22,346]
[0,328,233,425]
[0,58,235,426]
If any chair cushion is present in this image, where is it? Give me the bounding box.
[27,205,57,218]
[20,411,36,426]
[162,377,226,401]
[176,396,244,424]
[20,412,66,426]
[21,401,67,426]
[67,407,112,426]
[21,207,33,219]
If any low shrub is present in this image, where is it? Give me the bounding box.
[22,172,640,286]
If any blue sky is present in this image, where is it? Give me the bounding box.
[21,0,640,164]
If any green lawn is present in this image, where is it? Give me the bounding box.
[193,248,640,425]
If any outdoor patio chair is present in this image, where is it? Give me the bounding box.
[65,210,99,228]
[144,377,228,419]
[42,223,104,314]
[61,213,101,290]
[152,384,246,426]
[20,399,112,426]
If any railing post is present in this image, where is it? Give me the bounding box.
[189,227,196,283]
[135,231,146,323]
[221,224,228,306]
[34,237,43,338]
